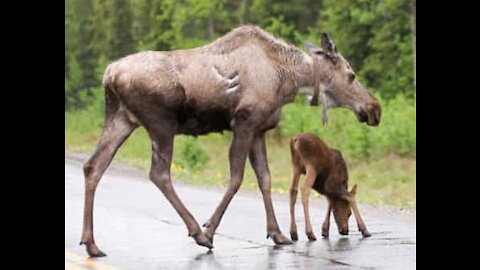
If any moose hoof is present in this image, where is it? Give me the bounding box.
[194,232,214,249]
[322,227,329,238]
[290,232,298,241]
[81,242,107,257]
[202,227,216,244]
[268,232,292,245]
[361,230,372,237]
[306,232,317,241]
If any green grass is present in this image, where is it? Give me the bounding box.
[65,92,415,209]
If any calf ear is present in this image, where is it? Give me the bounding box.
[350,184,358,196]
[340,193,354,203]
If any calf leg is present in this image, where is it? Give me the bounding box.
[301,166,317,241]
[342,185,371,237]
[351,200,371,237]
[321,198,332,237]
[289,167,301,241]
[249,133,291,245]
[80,110,137,257]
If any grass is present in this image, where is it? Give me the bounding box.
[66,107,416,210]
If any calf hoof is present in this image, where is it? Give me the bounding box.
[194,232,214,249]
[306,232,317,241]
[361,230,372,237]
[80,242,107,257]
[321,228,329,238]
[290,232,298,241]
[268,232,292,245]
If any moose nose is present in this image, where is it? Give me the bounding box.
[339,229,349,235]
[367,112,380,126]
[367,103,382,126]
[356,109,368,123]
[358,104,381,126]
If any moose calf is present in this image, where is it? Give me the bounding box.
[289,133,371,241]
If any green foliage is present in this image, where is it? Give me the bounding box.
[174,136,210,172]
[65,56,84,109]
[134,0,176,51]
[264,16,303,44]
[65,87,106,136]
[277,94,416,159]
[316,0,414,99]
[90,0,135,59]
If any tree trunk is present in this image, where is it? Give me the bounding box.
[411,0,416,91]
[208,17,215,40]
[239,0,250,24]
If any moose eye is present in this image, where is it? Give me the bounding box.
[348,73,356,83]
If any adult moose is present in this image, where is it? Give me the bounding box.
[80,25,381,257]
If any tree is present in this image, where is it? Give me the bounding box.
[134,0,176,51]
[65,0,94,109]
[411,0,416,91]
[316,0,414,99]
[90,0,135,59]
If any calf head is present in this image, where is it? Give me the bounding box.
[330,185,358,235]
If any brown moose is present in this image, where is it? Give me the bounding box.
[289,133,371,241]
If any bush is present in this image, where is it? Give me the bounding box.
[174,136,210,172]
[277,94,416,160]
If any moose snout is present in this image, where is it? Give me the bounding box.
[356,109,368,123]
[356,103,381,126]
[338,222,349,235]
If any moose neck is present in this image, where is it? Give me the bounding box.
[281,54,316,104]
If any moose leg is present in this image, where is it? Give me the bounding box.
[321,199,332,237]
[148,126,212,249]
[348,198,371,237]
[289,167,301,241]
[80,111,137,257]
[203,129,254,243]
[301,166,317,241]
[341,185,371,237]
[249,133,292,245]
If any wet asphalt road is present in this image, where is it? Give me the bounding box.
[65,156,416,270]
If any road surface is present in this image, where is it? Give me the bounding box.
[65,154,415,269]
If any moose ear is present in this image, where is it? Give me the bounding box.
[350,184,358,196]
[321,33,338,57]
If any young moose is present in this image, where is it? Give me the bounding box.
[289,133,371,241]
